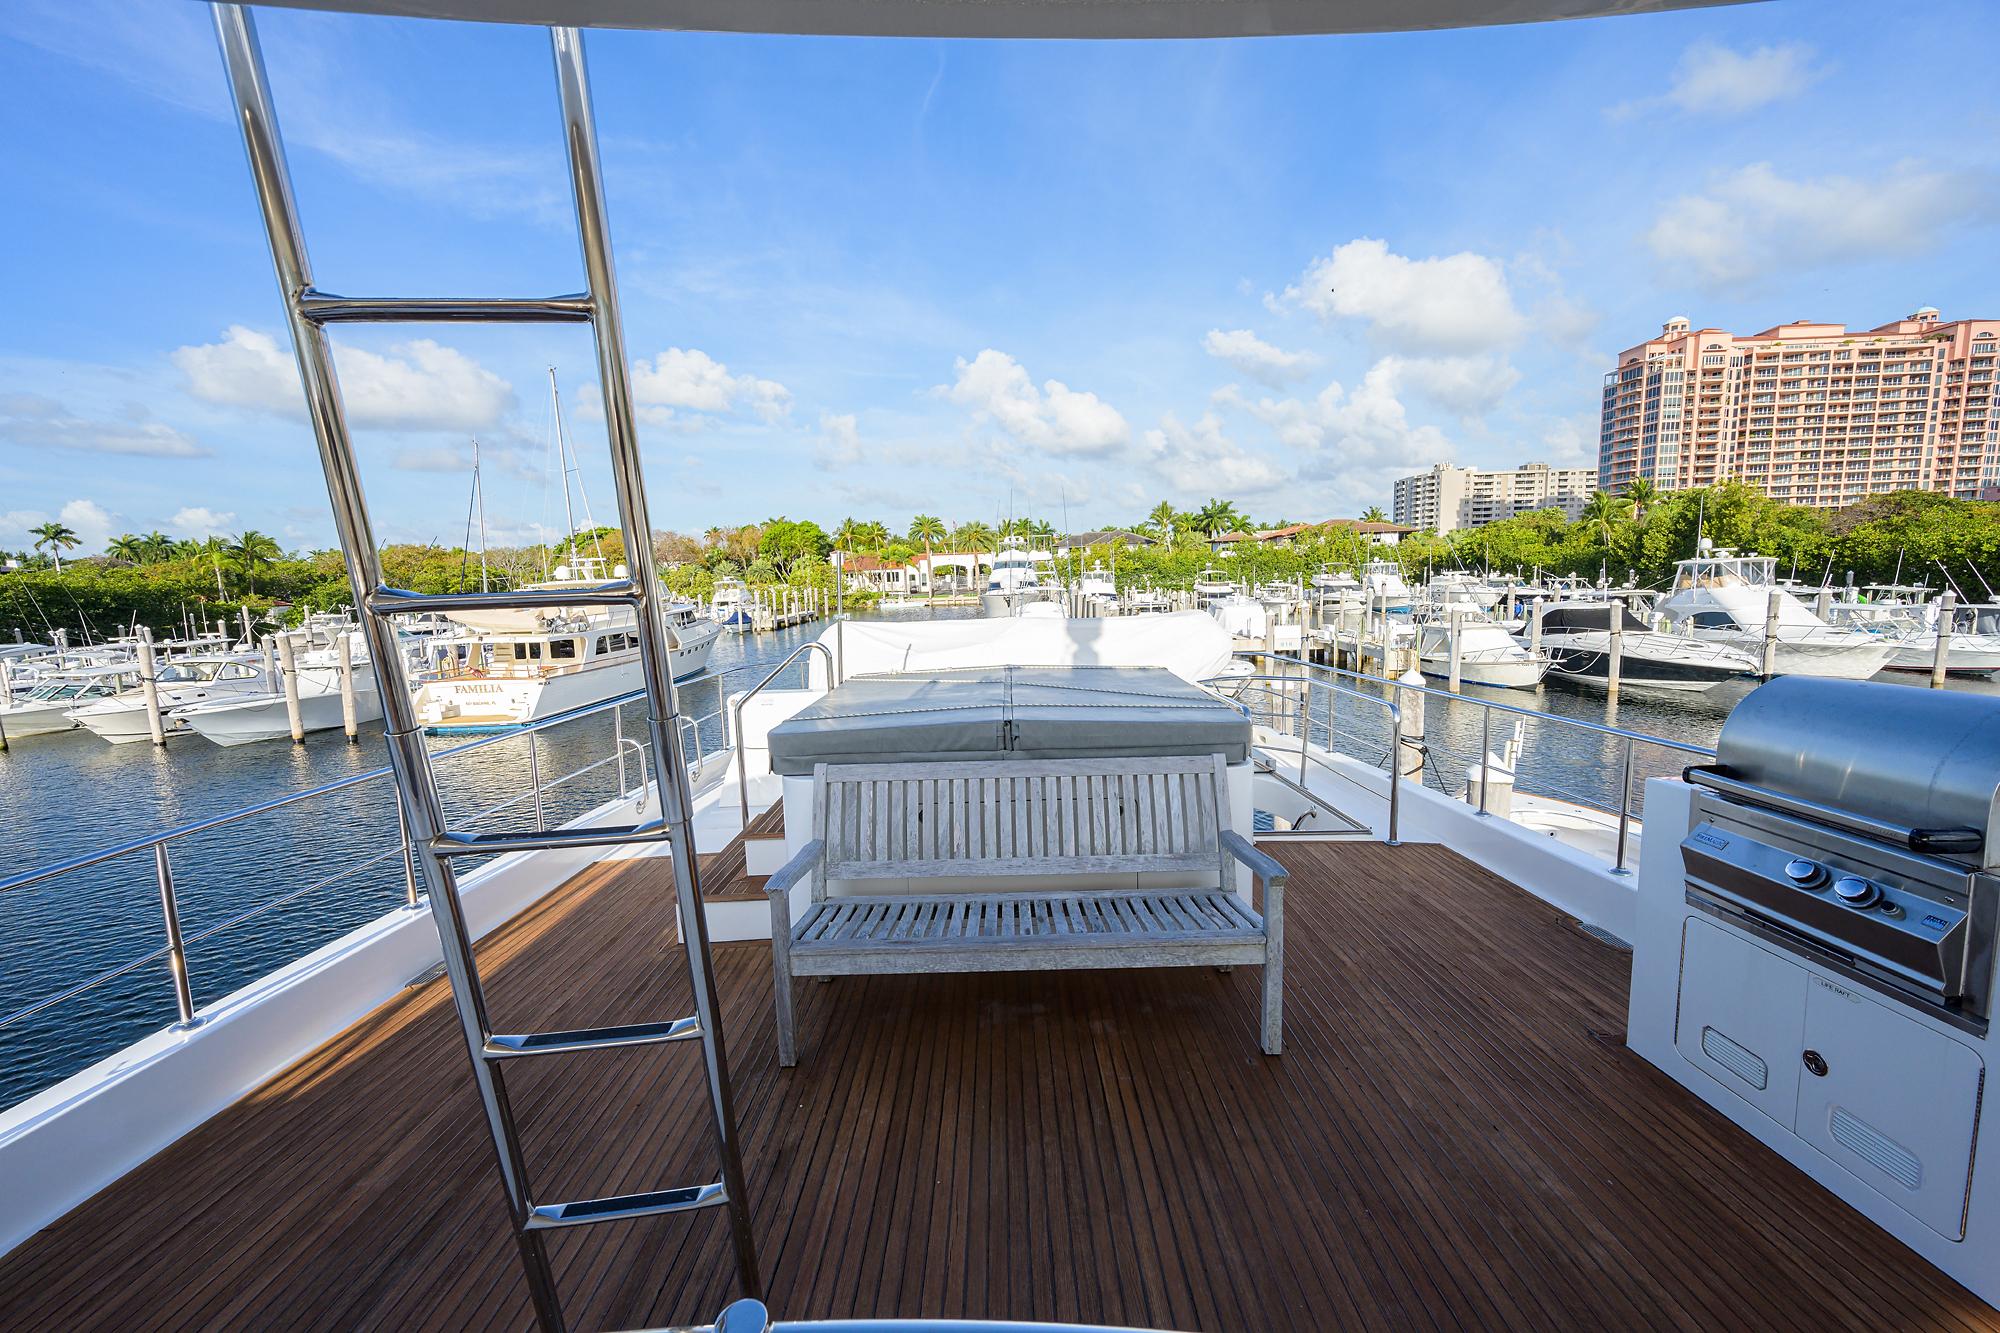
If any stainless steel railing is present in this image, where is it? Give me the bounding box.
[1228,652,1715,873]
[0,657,783,1049]
[731,640,836,831]
[1205,671,1405,845]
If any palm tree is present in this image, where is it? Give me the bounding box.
[140,531,175,562]
[1190,499,1244,536]
[1145,501,1177,544]
[833,517,865,552]
[30,521,78,572]
[1359,504,1389,523]
[909,515,946,598]
[226,530,283,592]
[1577,491,1626,549]
[1624,477,1660,522]
[107,534,147,565]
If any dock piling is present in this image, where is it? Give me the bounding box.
[338,632,359,739]
[137,631,167,746]
[1932,590,1955,688]
[276,631,305,743]
[1761,589,1781,679]
[1447,608,1463,694]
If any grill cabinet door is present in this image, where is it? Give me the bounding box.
[1795,973,1984,1240]
[1676,916,1808,1129]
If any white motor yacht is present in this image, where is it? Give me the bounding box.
[1409,603,1548,689]
[1358,558,1414,611]
[710,577,754,629]
[176,631,386,746]
[413,560,720,731]
[1534,601,1761,691]
[1190,566,1236,604]
[1656,544,1898,679]
[1883,601,2000,679]
[979,535,1050,617]
[67,655,270,743]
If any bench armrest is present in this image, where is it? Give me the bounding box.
[1220,828,1287,885]
[766,838,824,897]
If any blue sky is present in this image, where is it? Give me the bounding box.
[3,0,1998,555]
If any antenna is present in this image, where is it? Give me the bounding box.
[548,367,579,566]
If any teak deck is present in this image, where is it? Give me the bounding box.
[2,839,1994,1331]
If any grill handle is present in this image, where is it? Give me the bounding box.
[1683,766,1985,858]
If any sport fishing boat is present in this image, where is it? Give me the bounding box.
[1883,601,2000,679]
[0,664,146,740]
[1358,557,1415,612]
[66,654,271,744]
[1656,544,1898,679]
[709,577,754,629]
[978,534,1049,617]
[1534,601,1762,691]
[412,558,720,731]
[1190,565,1236,603]
[3,4,1997,1332]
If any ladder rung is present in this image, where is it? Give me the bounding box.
[524,1181,726,1232]
[483,1017,701,1059]
[430,819,668,857]
[297,289,594,325]
[366,582,640,616]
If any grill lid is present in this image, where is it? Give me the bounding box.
[1712,678,2000,860]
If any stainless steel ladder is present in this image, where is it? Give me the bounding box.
[210,8,759,1328]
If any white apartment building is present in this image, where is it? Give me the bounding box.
[1392,461,1598,533]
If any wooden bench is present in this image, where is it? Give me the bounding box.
[765,753,1286,1065]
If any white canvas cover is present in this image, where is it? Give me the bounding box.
[811,611,1235,688]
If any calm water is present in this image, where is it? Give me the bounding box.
[2,606,1989,1107]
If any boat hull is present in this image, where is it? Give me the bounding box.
[181,685,386,746]
[1543,643,1752,692]
[1694,631,1896,679]
[1883,637,2000,678]
[416,630,717,732]
[0,702,85,739]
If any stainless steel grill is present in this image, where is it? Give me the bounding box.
[1682,678,2000,1029]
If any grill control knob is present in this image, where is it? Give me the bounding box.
[1782,858,1826,888]
[1832,876,1881,909]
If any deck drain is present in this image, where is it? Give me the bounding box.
[405,961,449,989]
[1573,921,1632,952]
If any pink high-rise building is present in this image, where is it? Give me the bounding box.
[1599,309,1999,505]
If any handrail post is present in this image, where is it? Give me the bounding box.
[1477,708,1492,817]
[614,705,627,797]
[527,734,546,832]
[154,844,199,1029]
[397,800,421,908]
[1386,705,1403,846]
[1613,735,1636,875]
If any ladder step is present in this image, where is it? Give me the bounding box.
[367,582,640,617]
[297,290,594,325]
[524,1181,727,1231]
[483,1017,700,1059]
[430,819,668,857]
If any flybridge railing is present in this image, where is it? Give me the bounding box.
[0,655,801,1105]
[1219,652,1715,873]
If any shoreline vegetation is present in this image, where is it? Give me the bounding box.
[5,485,1999,643]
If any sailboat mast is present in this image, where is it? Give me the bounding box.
[473,438,490,592]
[549,366,578,565]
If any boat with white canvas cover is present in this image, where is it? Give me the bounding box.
[1656,544,1898,679]
[7,3,2000,1331]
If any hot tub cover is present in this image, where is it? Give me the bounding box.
[766,665,1249,776]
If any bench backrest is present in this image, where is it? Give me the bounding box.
[809,753,1233,898]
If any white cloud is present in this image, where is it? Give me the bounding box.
[815,412,863,470]
[174,327,515,432]
[943,350,1130,458]
[1141,412,1286,496]
[0,393,208,458]
[631,348,792,425]
[168,507,235,539]
[1218,359,1454,488]
[1379,354,1520,417]
[1201,329,1317,387]
[1614,42,1823,119]
[1647,162,1997,286]
[1275,238,1525,355]
[59,499,117,554]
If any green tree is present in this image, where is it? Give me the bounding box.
[1144,501,1178,543]
[1359,505,1388,523]
[107,534,147,565]
[1624,477,1661,522]
[1191,499,1247,536]
[759,517,831,575]
[1576,491,1627,551]
[909,514,947,597]
[226,530,283,592]
[30,521,78,572]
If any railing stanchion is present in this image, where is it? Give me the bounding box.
[1613,735,1636,875]
[1386,705,1403,847]
[1478,709,1492,817]
[528,734,546,831]
[397,800,421,908]
[614,705,627,797]
[154,844,198,1028]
